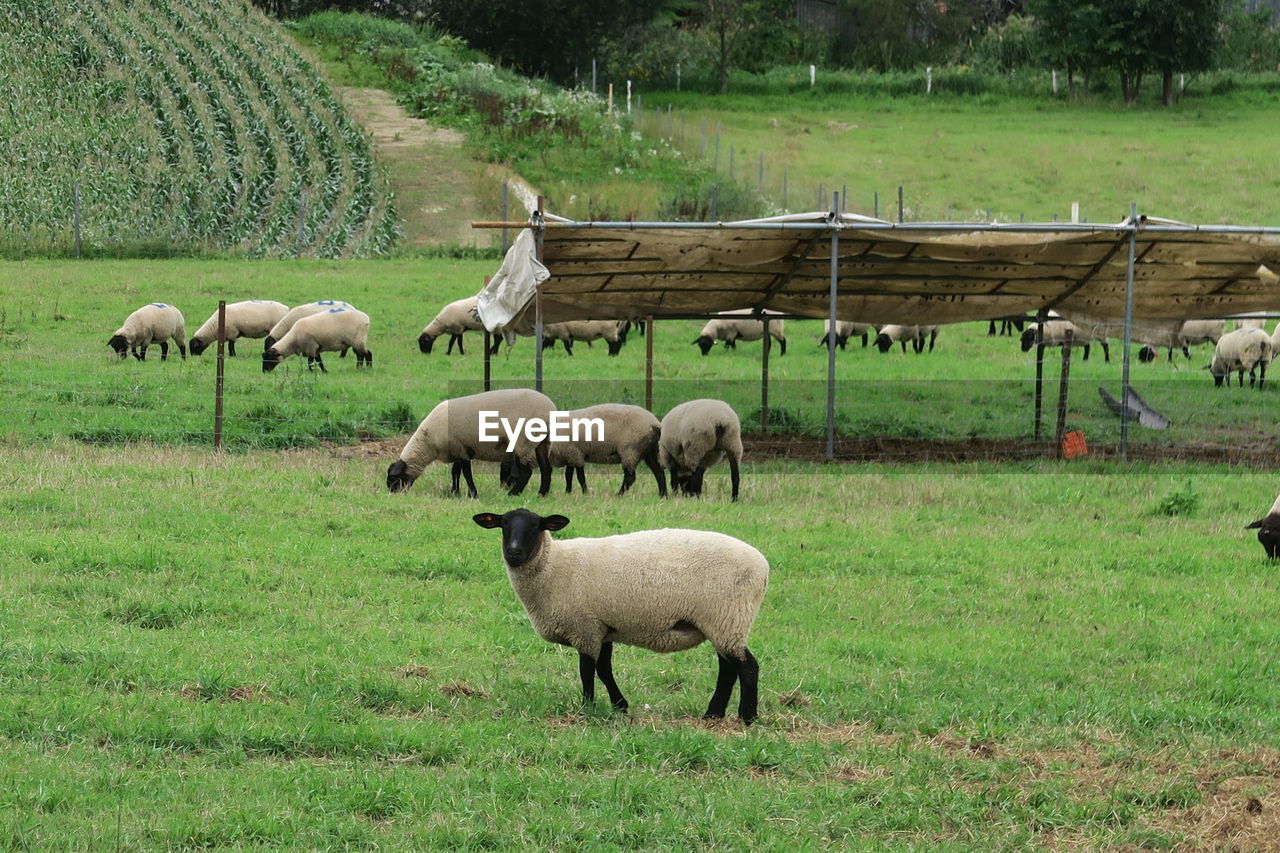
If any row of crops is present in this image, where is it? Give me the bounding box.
[0,0,399,258]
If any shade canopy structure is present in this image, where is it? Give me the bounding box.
[477,212,1280,335]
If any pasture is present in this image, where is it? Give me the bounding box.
[3,257,1280,848]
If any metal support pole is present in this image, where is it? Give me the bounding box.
[483,332,492,392]
[760,316,771,434]
[898,185,904,223]
[1033,308,1047,441]
[214,300,225,452]
[534,196,545,393]
[501,183,509,254]
[1054,328,1074,457]
[826,193,839,461]
[1120,203,1138,463]
[645,316,654,413]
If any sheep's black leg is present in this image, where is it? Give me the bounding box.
[578,653,596,705]
[728,455,741,502]
[1182,345,1191,359]
[595,642,628,711]
[778,337,786,356]
[159,341,169,361]
[643,447,667,497]
[860,332,868,347]
[535,442,552,497]
[227,340,237,358]
[564,467,575,493]
[563,340,574,356]
[177,342,187,359]
[736,649,760,724]
[134,346,146,361]
[704,653,738,719]
[1259,361,1267,390]
[618,465,636,495]
[987,320,997,336]
[928,330,937,352]
[1101,342,1111,363]
[574,466,587,493]
[899,340,906,353]
[488,335,502,355]
[1082,344,1090,361]
[460,461,478,498]
[450,461,464,494]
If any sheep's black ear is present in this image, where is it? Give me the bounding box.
[541,515,570,531]
[1246,518,1265,529]
[473,513,503,529]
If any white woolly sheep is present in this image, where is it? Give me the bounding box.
[419,296,499,356]
[262,307,371,373]
[1208,327,1271,388]
[1137,319,1225,363]
[1233,314,1268,330]
[188,300,288,356]
[1020,319,1110,362]
[819,320,872,350]
[874,324,938,354]
[659,399,743,501]
[694,310,787,356]
[549,404,667,497]
[264,301,354,351]
[1246,491,1280,559]
[107,303,186,362]
[472,508,769,723]
[541,320,628,356]
[386,388,555,497]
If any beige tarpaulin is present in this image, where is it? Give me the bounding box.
[478,212,1280,334]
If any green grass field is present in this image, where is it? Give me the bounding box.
[4,257,1280,847]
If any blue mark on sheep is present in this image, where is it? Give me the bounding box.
[327,307,346,313]
[150,302,168,308]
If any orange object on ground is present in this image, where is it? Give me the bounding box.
[1062,430,1087,459]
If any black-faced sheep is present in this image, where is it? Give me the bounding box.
[659,399,743,501]
[419,296,499,356]
[549,404,667,497]
[541,320,628,356]
[694,310,787,356]
[1208,327,1271,388]
[107,303,186,361]
[1020,319,1110,362]
[262,307,371,373]
[472,508,769,723]
[1137,319,1225,363]
[1246,492,1280,559]
[819,320,872,350]
[386,388,554,497]
[188,300,289,357]
[874,324,938,354]
[264,301,354,351]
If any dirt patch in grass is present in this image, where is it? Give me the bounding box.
[439,682,489,700]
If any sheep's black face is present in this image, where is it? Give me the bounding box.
[607,339,623,356]
[692,336,714,356]
[1247,514,1280,559]
[263,336,276,351]
[473,508,570,568]
[1019,328,1037,352]
[107,335,128,358]
[189,338,209,356]
[1138,345,1155,363]
[262,348,283,372]
[418,333,435,354]
[386,460,415,492]
[873,333,893,353]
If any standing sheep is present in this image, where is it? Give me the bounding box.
[874,324,938,354]
[693,310,787,356]
[419,296,499,356]
[550,404,667,497]
[1207,327,1271,388]
[264,301,355,351]
[472,508,769,723]
[188,300,289,356]
[541,320,628,356]
[819,320,872,350]
[1020,319,1110,362]
[262,307,371,373]
[1137,319,1225,363]
[107,303,186,361]
[1246,492,1280,559]
[386,388,554,497]
[659,399,743,501]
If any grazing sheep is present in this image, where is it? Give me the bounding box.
[693,310,787,356]
[1207,327,1271,388]
[472,508,769,723]
[1246,492,1280,559]
[419,296,499,356]
[659,399,743,501]
[188,300,288,356]
[541,320,628,356]
[1233,314,1268,330]
[819,320,872,350]
[264,300,355,351]
[107,303,186,361]
[873,324,938,354]
[386,388,554,497]
[549,404,667,497]
[987,316,1027,336]
[262,307,371,373]
[1137,319,1225,363]
[1020,319,1110,362]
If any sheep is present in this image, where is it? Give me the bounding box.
[541,320,628,356]
[873,324,938,354]
[693,310,787,356]
[1207,327,1271,388]
[819,320,872,350]
[1020,319,1110,362]
[386,388,554,497]
[471,508,769,723]
[264,300,355,351]
[548,404,667,497]
[107,303,186,361]
[1246,492,1280,559]
[1137,319,1225,363]
[418,296,500,356]
[659,399,743,501]
[262,306,371,373]
[188,300,289,356]
[987,315,1027,336]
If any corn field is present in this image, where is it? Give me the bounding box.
[0,0,400,258]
